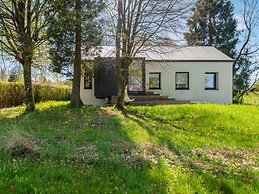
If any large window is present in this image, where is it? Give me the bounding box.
[149,72,161,89]
[205,73,217,90]
[175,72,189,90]
[84,76,92,89]
[128,63,144,92]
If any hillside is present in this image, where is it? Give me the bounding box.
[0,102,258,193]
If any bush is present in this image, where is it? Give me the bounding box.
[0,82,71,108]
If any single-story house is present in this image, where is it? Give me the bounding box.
[80,46,233,105]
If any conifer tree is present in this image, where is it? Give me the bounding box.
[48,0,103,107]
[184,0,238,58]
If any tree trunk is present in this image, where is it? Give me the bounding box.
[71,0,83,107]
[23,56,35,112]
[115,58,131,110]
[115,0,125,110]
[115,60,126,110]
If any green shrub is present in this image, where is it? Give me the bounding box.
[0,82,71,108]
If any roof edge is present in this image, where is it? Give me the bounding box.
[145,59,234,62]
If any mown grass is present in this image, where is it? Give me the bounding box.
[0,102,258,193]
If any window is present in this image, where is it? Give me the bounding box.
[84,76,92,89]
[128,63,144,92]
[149,72,161,89]
[205,73,217,90]
[175,72,189,90]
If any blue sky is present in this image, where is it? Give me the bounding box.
[231,0,259,32]
[231,0,242,10]
[231,0,259,56]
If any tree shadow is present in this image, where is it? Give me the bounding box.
[0,102,169,193]
[0,103,258,193]
[124,107,258,194]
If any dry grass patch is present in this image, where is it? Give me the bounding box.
[0,130,36,156]
[73,145,99,163]
[192,147,259,173]
[112,141,178,168]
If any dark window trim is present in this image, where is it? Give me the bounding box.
[84,76,93,89]
[205,72,218,90]
[175,72,189,90]
[149,72,161,90]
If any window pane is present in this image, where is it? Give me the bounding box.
[128,63,143,91]
[149,73,160,89]
[205,73,216,89]
[176,73,189,89]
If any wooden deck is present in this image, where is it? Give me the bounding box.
[111,94,191,105]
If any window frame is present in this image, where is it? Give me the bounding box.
[149,72,161,90]
[84,75,93,89]
[205,72,218,90]
[175,72,189,90]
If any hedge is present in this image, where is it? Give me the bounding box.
[0,82,71,108]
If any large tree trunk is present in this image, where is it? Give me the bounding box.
[71,0,83,107]
[23,55,35,112]
[115,60,126,110]
[115,0,125,110]
[115,58,131,110]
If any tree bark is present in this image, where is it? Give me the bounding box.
[115,58,131,110]
[71,0,83,107]
[115,60,126,110]
[115,0,123,110]
[22,55,35,112]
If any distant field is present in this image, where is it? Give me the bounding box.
[0,102,258,193]
[243,92,259,105]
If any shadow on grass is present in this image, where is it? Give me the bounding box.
[0,103,258,193]
[0,102,169,193]
[124,107,258,194]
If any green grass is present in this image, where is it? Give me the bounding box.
[243,92,259,105]
[0,101,258,193]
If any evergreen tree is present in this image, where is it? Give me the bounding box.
[48,0,103,107]
[184,0,238,58]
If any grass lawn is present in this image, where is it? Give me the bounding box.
[0,101,258,193]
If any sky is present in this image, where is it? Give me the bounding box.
[231,0,259,64]
[1,0,258,79]
[231,0,246,30]
[231,0,259,34]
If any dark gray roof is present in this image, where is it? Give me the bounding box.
[85,46,233,62]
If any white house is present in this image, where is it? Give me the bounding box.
[80,46,233,105]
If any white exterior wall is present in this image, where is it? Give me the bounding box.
[80,61,233,105]
[146,61,233,104]
[80,77,106,106]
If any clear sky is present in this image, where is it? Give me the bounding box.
[231,0,259,52]
[231,0,259,31]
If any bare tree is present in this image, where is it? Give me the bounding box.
[233,0,259,103]
[71,0,84,107]
[0,0,57,111]
[112,0,191,110]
